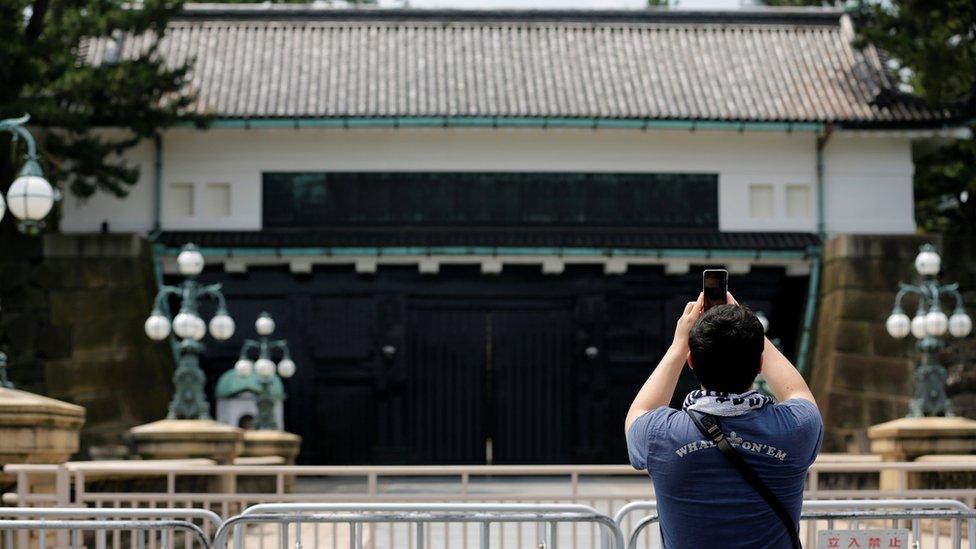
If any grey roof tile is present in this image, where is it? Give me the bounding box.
[84,6,955,126]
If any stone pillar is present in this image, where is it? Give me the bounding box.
[868,416,976,489]
[810,234,934,452]
[0,387,85,466]
[241,430,302,464]
[129,419,243,464]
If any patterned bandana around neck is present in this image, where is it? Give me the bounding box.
[682,389,772,417]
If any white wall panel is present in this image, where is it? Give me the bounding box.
[822,134,916,234]
[59,127,917,236]
[59,131,156,233]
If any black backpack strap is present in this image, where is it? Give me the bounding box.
[686,409,802,549]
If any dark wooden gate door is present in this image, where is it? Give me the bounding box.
[403,307,488,464]
[402,303,576,464]
[491,308,575,464]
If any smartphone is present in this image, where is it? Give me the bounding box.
[702,269,729,311]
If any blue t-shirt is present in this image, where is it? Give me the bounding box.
[627,399,823,549]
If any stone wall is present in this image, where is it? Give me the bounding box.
[0,233,173,458]
[811,234,976,452]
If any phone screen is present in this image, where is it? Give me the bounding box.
[702,269,729,311]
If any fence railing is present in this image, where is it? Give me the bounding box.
[620,499,976,549]
[1,500,974,549]
[218,505,626,549]
[0,507,222,549]
[0,519,210,549]
[7,459,976,520]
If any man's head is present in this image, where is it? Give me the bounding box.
[688,303,764,393]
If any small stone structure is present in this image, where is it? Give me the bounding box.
[214,369,285,430]
[868,416,976,489]
[242,430,302,464]
[129,419,243,464]
[0,387,85,465]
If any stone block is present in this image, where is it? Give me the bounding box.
[833,320,870,354]
[838,290,898,323]
[830,353,913,396]
[864,396,903,426]
[37,259,141,290]
[49,290,146,322]
[43,234,146,259]
[826,391,865,429]
[825,234,938,262]
[869,416,976,462]
[869,323,913,358]
[2,285,49,311]
[34,325,73,360]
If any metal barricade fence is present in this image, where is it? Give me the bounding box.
[0,520,209,549]
[618,499,976,549]
[0,507,221,549]
[218,503,626,549]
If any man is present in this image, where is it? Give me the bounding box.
[625,293,822,549]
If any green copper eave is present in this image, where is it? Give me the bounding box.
[159,245,814,260]
[195,117,826,133]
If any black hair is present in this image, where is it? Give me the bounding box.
[688,304,765,393]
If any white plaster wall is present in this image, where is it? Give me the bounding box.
[58,127,917,235]
[822,134,916,234]
[60,132,156,233]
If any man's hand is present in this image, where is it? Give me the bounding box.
[672,293,704,351]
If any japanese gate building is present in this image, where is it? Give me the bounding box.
[63,5,959,464]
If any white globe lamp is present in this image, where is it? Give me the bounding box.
[914,246,941,277]
[255,314,276,336]
[925,309,949,337]
[144,312,172,341]
[176,245,205,277]
[234,359,254,377]
[209,313,235,340]
[173,312,205,340]
[254,358,276,378]
[885,312,911,339]
[0,191,5,223]
[910,314,927,340]
[6,173,55,222]
[277,359,296,379]
[949,312,973,338]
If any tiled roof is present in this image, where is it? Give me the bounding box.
[158,229,820,251]
[81,5,954,127]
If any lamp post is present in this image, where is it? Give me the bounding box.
[233,313,296,430]
[0,114,60,235]
[0,114,60,390]
[885,244,972,417]
[144,243,235,420]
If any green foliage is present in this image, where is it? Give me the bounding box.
[913,140,976,235]
[0,0,199,199]
[854,1,976,235]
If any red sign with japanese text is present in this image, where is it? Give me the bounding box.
[817,529,910,549]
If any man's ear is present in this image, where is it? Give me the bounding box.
[686,351,695,371]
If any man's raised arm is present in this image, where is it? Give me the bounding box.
[624,294,703,434]
[760,336,817,405]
